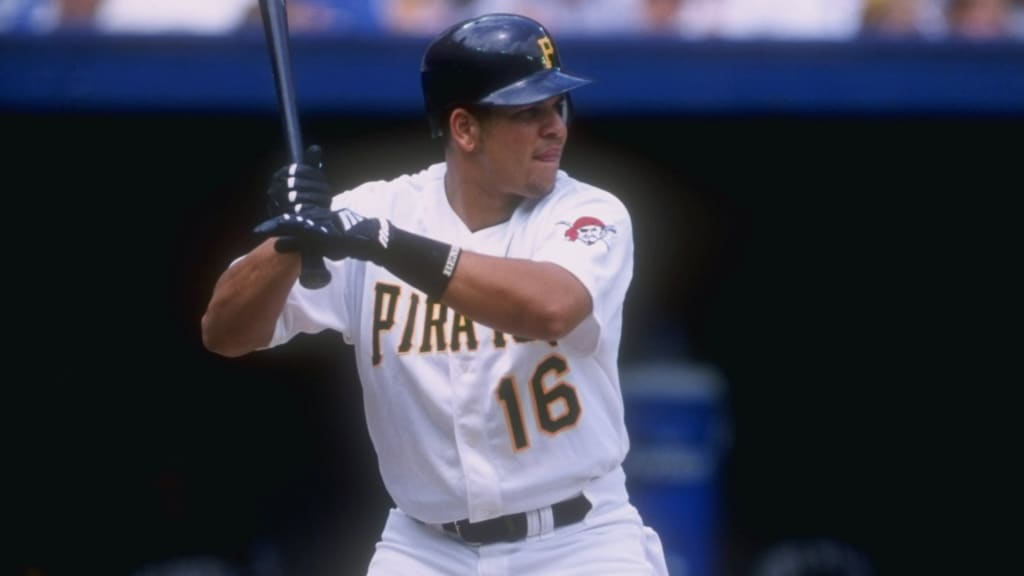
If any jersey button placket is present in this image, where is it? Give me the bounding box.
[450,351,501,521]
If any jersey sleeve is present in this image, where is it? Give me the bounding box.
[268,259,354,347]
[220,252,350,350]
[530,185,634,355]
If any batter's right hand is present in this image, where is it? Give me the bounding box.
[254,206,359,261]
[266,144,332,217]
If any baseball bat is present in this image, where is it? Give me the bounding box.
[259,0,331,289]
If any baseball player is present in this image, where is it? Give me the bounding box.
[202,12,669,575]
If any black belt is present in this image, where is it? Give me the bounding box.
[442,494,592,545]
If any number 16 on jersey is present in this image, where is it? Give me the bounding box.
[496,354,581,451]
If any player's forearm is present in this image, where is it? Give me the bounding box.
[201,239,301,357]
[441,252,592,341]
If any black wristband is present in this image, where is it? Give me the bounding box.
[380,224,462,299]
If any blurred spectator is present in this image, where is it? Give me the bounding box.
[647,0,727,38]
[944,0,1013,37]
[92,0,255,35]
[622,0,718,37]
[460,0,646,36]
[604,0,867,39]
[860,0,945,37]
[0,0,99,33]
[290,0,382,33]
[240,0,384,34]
[715,0,865,39]
[377,0,455,35]
[639,0,676,29]
[61,0,99,26]
[641,0,686,34]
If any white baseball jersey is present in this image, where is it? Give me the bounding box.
[267,162,634,524]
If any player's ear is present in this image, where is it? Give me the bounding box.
[449,107,479,152]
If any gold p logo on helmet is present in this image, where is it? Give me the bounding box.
[537,37,555,69]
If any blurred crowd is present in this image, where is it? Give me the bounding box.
[2,0,1023,40]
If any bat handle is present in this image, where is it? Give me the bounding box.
[259,0,331,289]
[299,252,331,289]
[292,150,331,289]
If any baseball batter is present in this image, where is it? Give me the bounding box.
[202,13,668,576]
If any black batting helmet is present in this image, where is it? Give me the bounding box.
[420,13,592,138]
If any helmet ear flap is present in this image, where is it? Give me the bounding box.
[428,109,446,139]
[560,95,572,126]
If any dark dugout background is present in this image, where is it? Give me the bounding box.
[8,33,1020,576]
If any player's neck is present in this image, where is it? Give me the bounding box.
[444,168,522,233]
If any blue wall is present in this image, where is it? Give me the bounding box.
[3,32,1024,115]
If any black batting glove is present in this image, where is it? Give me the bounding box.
[267,144,331,216]
[255,206,360,261]
[254,208,462,299]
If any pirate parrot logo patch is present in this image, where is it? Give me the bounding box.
[559,216,617,247]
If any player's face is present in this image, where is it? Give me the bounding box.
[476,95,568,199]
